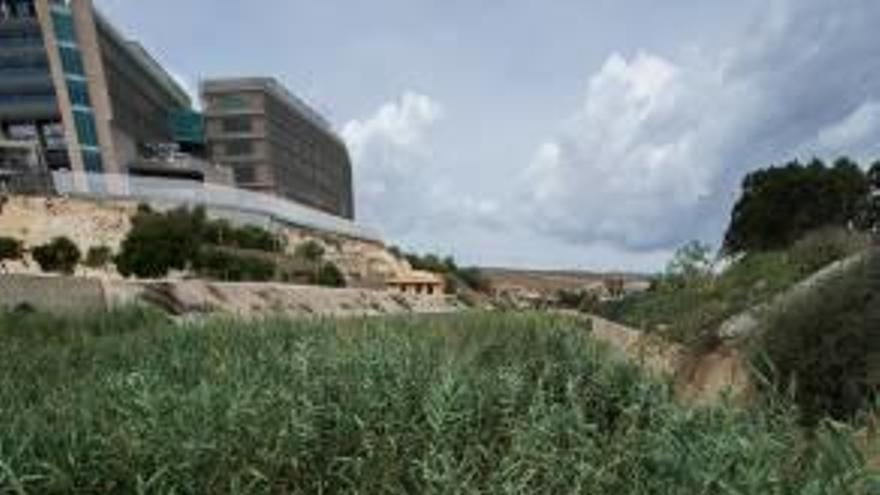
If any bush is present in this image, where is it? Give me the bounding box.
[314,261,345,287]
[84,245,113,269]
[204,220,282,252]
[753,250,879,425]
[788,227,870,276]
[193,247,277,282]
[295,240,326,262]
[116,207,206,278]
[0,236,23,262]
[31,237,81,275]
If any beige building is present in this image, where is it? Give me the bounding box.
[202,78,355,219]
[386,271,446,297]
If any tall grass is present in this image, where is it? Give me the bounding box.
[0,310,873,493]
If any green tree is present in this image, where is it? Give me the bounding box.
[295,241,326,262]
[664,240,715,289]
[32,237,81,275]
[723,158,871,254]
[314,262,346,288]
[115,207,206,279]
[0,237,23,262]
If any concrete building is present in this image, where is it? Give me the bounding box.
[0,0,220,188]
[202,78,355,219]
[386,271,446,297]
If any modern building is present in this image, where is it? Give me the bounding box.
[202,78,355,219]
[0,0,218,188]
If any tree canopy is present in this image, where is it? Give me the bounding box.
[723,158,873,254]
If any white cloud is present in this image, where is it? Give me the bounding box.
[812,101,880,157]
[520,0,880,251]
[341,92,445,236]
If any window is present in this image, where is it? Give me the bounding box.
[73,109,99,147]
[66,79,90,107]
[215,94,249,110]
[51,11,77,42]
[222,117,253,133]
[59,46,85,75]
[233,165,256,184]
[81,149,103,173]
[225,140,254,156]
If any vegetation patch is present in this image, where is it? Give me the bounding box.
[0,236,23,262]
[751,249,880,425]
[0,311,873,493]
[31,236,81,275]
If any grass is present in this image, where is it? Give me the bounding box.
[0,309,876,493]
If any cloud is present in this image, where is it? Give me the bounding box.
[521,0,880,251]
[341,92,445,236]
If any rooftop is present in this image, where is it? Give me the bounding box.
[201,77,340,141]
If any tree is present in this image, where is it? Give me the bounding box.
[664,241,715,288]
[723,158,871,254]
[314,262,346,288]
[115,207,206,278]
[867,161,880,231]
[295,241,325,262]
[32,237,81,275]
[0,237,23,262]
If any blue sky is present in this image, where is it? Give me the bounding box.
[95,0,880,271]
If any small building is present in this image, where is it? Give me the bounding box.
[386,271,445,297]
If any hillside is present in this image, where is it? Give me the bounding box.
[0,195,412,286]
[481,267,650,296]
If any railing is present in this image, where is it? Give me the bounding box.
[51,171,381,242]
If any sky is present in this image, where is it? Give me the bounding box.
[94,0,880,272]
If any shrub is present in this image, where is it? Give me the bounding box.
[193,247,277,282]
[787,227,870,276]
[205,220,282,252]
[84,245,113,269]
[0,236,23,262]
[457,266,489,292]
[31,237,81,275]
[314,261,345,287]
[116,207,206,278]
[295,240,326,262]
[753,250,879,425]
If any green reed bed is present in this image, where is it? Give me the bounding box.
[0,309,874,494]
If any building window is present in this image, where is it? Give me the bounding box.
[81,149,103,173]
[51,11,77,42]
[58,46,85,75]
[225,140,254,156]
[233,165,256,184]
[215,94,249,110]
[221,117,253,133]
[66,79,90,107]
[72,109,99,147]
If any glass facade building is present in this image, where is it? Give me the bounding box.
[1,0,194,190]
